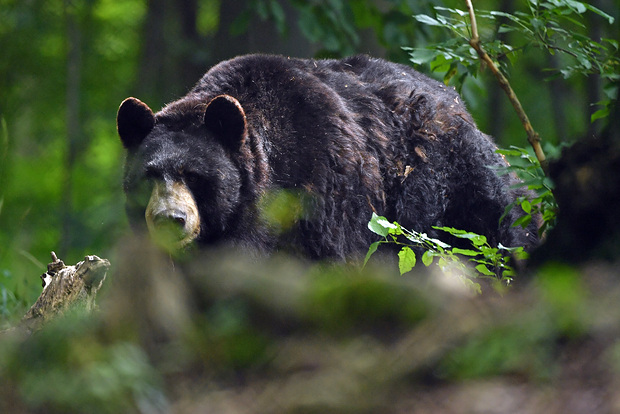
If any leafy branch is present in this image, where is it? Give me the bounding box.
[408,0,619,173]
[464,0,548,174]
[364,213,526,293]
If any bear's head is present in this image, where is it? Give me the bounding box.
[117,95,250,250]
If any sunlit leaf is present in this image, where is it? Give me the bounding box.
[452,248,480,257]
[368,213,391,237]
[434,6,468,17]
[398,246,416,275]
[436,227,488,246]
[422,250,434,267]
[475,264,496,276]
[521,200,532,214]
[414,14,443,27]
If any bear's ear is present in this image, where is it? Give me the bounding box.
[204,95,248,151]
[117,97,155,150]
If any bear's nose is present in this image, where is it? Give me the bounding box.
[153,210,187,228]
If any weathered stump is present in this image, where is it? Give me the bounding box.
[14,252,110,335]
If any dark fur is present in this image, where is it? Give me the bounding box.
[121,54,538,259]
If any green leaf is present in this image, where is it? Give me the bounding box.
[521,199,532,214]
[565,0,587,14]
[430,54,452,73]
[368,213,404,238]
[496,148,525,157]
[409,48,437,65]
[422,250,434,267]
[414,14,443,27]
[398,246,416,275]
[530,17,545,32]
[435,227,488,246]
[368,213,390,236]
[488,10,513,18]
[451,248,480,257]
[443,65,458,85]
[417,232,452,249]
[502,267,516,277]
[364,241,381,268]
[475,264,496,276]
[497,24,517,34]
[433,6,468,17]
[513,248,529,261]
[590,107,609,122]
[584,4,614,23]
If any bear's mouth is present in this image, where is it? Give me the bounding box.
[145,181,201,250]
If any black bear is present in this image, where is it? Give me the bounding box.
[117,54,538,259]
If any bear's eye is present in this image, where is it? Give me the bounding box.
[145,167,161,181]
[184,171,201,184]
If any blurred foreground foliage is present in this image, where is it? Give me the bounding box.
[2,238,620,413]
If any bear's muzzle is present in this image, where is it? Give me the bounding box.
[145,180,201,250]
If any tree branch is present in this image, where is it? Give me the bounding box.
[465,0,549,174]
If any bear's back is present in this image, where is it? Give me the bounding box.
[192,54,472,129]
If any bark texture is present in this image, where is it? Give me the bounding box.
[17,252,109,335]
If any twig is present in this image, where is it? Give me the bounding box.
[465,0,549,174]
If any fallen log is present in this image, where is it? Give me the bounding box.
[5,252,110,336]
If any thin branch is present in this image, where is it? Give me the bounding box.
[465,0,479,41]
[465,0,549,174]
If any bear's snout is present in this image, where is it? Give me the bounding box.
[152,209,187,228]
[145,180,201,249]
